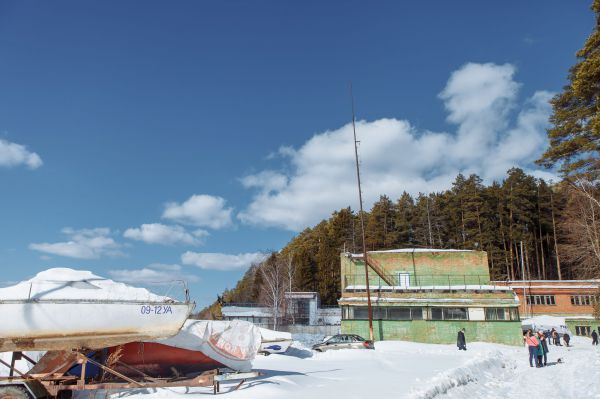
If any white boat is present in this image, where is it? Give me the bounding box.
[258,328,292,355]
[0,268,194,351]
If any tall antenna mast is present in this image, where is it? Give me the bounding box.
[350,82,374,341]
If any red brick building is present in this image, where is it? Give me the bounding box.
[493,280,600,336]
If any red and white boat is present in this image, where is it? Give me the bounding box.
[108,320,262,374]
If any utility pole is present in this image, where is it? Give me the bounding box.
[350,83,374,341]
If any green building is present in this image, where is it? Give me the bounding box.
[339,249,523,346]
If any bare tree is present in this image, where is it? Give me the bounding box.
[259,254,286,330]
[560,180,600,278]
[283,253,296,324]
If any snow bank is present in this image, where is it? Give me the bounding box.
[101,338,600,399]
[259,327,292,342]
[155,320,261,372]
[0,268,171,302]
[407,352,512,399]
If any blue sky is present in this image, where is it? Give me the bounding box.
[0,1,592,307]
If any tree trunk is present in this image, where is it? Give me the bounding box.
[534,232,541,279]
[550,190,562,280]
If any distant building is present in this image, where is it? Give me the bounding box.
[493,280,600,336]
[339,249,523,345]
[220,304,273,328]
[284,292,341,326]
[221,292,341,329]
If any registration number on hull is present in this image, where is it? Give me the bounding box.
[140,305,173,315]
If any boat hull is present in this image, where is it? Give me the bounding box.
[109,342,225,377]
[0,301,194,351]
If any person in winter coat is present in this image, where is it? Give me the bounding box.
[524,329,540,367]
[537,330,548,366]
[563,332,571,347]
[536,339,545,367]
[457,328,467,350]
[552,329,562,346]
[591,329,598,345]
[545,330,552,345]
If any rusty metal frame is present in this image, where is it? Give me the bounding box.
[0,350,259,396]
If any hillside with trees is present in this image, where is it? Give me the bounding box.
[198,168,594,318]
[198,1,600,319]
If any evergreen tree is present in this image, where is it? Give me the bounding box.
[503,168,538,279]
[394,192,415,246]
[537,0,600,178]
[365,195,397,250]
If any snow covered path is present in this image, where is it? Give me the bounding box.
[105,337,600,399]
[428,337,600,399]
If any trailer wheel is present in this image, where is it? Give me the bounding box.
[0,385,32,399]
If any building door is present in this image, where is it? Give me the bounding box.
[398,272,410,288]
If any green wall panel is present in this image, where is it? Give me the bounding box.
[341,319,523,346]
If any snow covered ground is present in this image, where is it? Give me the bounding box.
[108,335,599,399]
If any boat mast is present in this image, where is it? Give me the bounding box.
[350,83,374,341]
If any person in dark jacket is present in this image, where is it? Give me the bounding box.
[591,329,598,345]
[552,329,562,346]
[563,332,571,347]
[537,330,549,366]
[457,328,467,350]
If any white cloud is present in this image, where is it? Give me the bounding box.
[123,223,208,246]
[29,228,123,259]
[109,263,200,284]
[162,195,233,229]
[0,138,42,169]
[181,251,266,271]
[238,62,556,231]
[240,170,288,193]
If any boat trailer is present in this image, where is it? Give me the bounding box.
[0,350,260,398]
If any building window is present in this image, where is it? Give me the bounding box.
[510,308,520,321]
[431,308,443,320]
[387,307,423,320]
[485,308,505,320]
[484,308,520,321]
[412,308,423,320]
[443,308,469,320]
[526,295,555,306]
[429,307,468,320]
[388,307,411,320]
[570,295,596,306]
[575,326,591,336]
[346,306,484,321]
[345,306,423,321]
[354,307,368,320]
[373,307,387,320]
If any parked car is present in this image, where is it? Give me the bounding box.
[312,334,374,352]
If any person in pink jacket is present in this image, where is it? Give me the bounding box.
[524,329,540,367]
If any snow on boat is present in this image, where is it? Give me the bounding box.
[259,328,292,355]
[0,268,194,352]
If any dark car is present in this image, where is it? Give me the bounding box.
[312,334,374,352]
